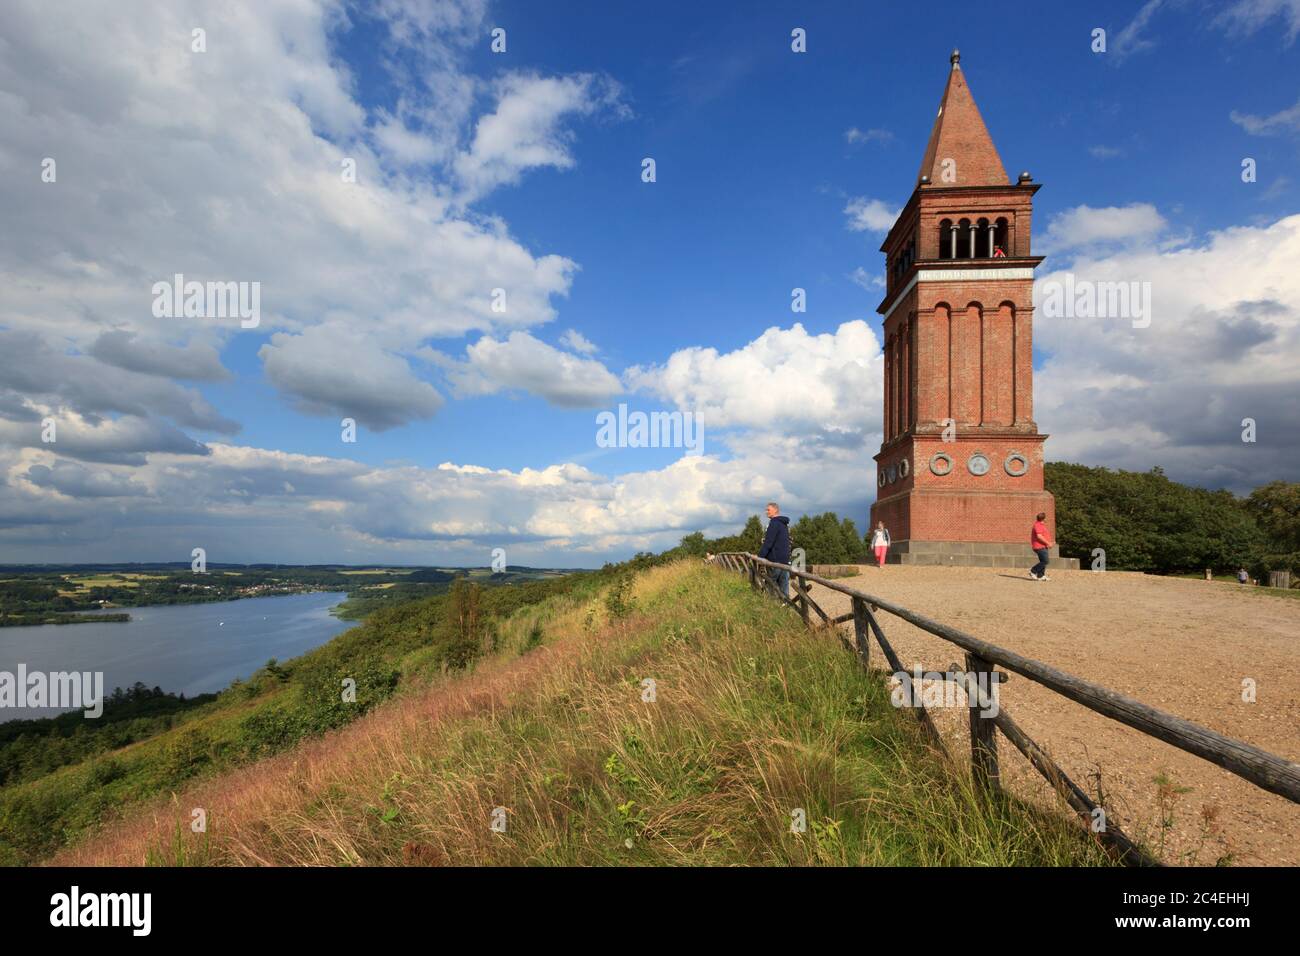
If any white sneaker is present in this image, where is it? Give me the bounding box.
[1040,575,1051,582]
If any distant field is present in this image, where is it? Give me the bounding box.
[57,571,191,594]
[339,569,415,576]
[66,575,140,588]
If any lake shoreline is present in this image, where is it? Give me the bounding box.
[0,591,352,723]
[0,612,133,627]
[0,586,349,628]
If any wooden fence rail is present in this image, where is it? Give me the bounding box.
[715,551,1300,867]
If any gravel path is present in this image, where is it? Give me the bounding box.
[800,566,1300,866]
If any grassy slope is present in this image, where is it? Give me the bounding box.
[54,561,1113,866]
[2,575,582,864]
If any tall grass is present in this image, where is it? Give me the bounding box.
[57,562,1114,866]
[3,572,607,865]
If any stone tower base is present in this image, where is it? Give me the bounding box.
[887,539,1080,570]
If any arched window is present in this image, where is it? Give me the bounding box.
[939,219,953,260]
[994,217,1009,257]
[976,218,991,258]
[896,236,914,275]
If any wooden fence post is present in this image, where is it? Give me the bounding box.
[851,597,870,667]
[792,575,810,625]
[966,651,999,796]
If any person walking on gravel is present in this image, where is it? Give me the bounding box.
[871,521,891,568]
[1029,512,1052,581]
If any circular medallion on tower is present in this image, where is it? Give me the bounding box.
[967,453,990,476]
[1004,452,1029,477]
[878,469,886,488]
[929,452,953,476]
[899,457,910,478]
[887,463,898,484]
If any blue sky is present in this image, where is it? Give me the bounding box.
[230,0,1297,474]
[1,0,1297,565]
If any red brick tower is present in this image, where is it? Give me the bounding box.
[870,50,1072,568]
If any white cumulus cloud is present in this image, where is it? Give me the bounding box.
[1040,203,1168,253]
[844,197,899,233]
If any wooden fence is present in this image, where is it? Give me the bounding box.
[715,552,1300,867]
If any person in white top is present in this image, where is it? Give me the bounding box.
[870,521,891,569]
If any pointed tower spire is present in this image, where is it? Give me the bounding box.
[916,50,1009,187]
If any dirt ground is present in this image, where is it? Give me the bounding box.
[800,566,1300,866]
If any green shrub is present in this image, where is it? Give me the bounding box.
[157,728,213,783]
[604,576,635,619]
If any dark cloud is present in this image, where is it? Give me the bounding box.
[259,328,445,431]
[0,414,210,466]
[24,460,149,497]
[88,330,231,382]
[0,330,239,435]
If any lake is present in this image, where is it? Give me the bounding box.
[0,591,352,721]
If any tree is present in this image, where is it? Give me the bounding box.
[434,579,486,668]
[677,531,707,556]
[840,516,866,561]
[786,512,869,564]
[1242,481,1300,582]
[1045,462,1265,573]
[1244,481,1300,553]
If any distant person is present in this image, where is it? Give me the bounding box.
[1029,512,1052,581]
[870,521,891,568]
[758,501,791,599]
[1237,567,1249,585]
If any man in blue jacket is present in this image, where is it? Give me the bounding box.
[758,501,791,598]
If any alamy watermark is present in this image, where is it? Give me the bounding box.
[152,273,260,328]
[596,403,704,455]
[1,665,104,718]
[889,667,999,718]
[50,886,151,936]
[1037,272,1151,329]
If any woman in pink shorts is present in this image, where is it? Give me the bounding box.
[871,522,891,568]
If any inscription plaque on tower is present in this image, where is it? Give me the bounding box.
[868,50,1078,570]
